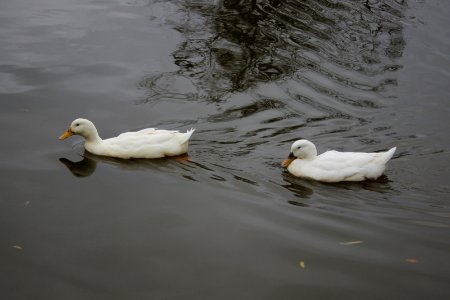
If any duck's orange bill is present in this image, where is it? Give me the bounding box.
[59,128,73,140]
[281,152,295,168]
[281,157,295,168]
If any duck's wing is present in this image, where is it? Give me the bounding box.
[107,129,195,148]
[116,128,172,138]
[316,150,375,167]
[113,129,181,145]
[312,150,393,181]
[300,151,376,182]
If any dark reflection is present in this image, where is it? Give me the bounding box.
[139,0,405,103]
[281,169,394,199]
[59,152,191,178]
[207,99,287,122]
[357,174,395,193]
[281,171,314,198]
[332,174,394,194]
[58,152,261,188]
[59,156,97,178]
[287,200,310,207]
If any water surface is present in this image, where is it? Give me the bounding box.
[1,0,450,299]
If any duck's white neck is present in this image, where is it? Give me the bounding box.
[83,128,102,144]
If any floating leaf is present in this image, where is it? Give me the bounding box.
[299,260,305,269]
[12,245,22,250]
[339,240,363,245]
[405,258,418,264]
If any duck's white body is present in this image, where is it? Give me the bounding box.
[282,140,396,182]
[59,118,195,159]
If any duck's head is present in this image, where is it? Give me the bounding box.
[281,139,318,168]
[59,118,97,140]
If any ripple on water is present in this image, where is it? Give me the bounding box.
[140,0,406,137]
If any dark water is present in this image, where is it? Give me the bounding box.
[1,0,450,299]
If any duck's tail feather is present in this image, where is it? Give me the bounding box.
[381,146,396,164]
[179,128,195,144]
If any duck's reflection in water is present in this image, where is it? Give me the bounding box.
[281,170,395,207]
[59,156,97,178]
[59,152,191,178]
[58,152,262,194]
[281,171,314,201]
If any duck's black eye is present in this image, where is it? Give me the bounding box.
[75,123,80,127]
[297,146,301,149]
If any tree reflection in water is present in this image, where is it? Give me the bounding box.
[139,0,405,104]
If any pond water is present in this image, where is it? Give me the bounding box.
[1,0,449,299]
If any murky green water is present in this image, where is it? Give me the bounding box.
[1,1,449,299]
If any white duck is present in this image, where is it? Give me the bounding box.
[59,118,195,159]
[281,139,396,182]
